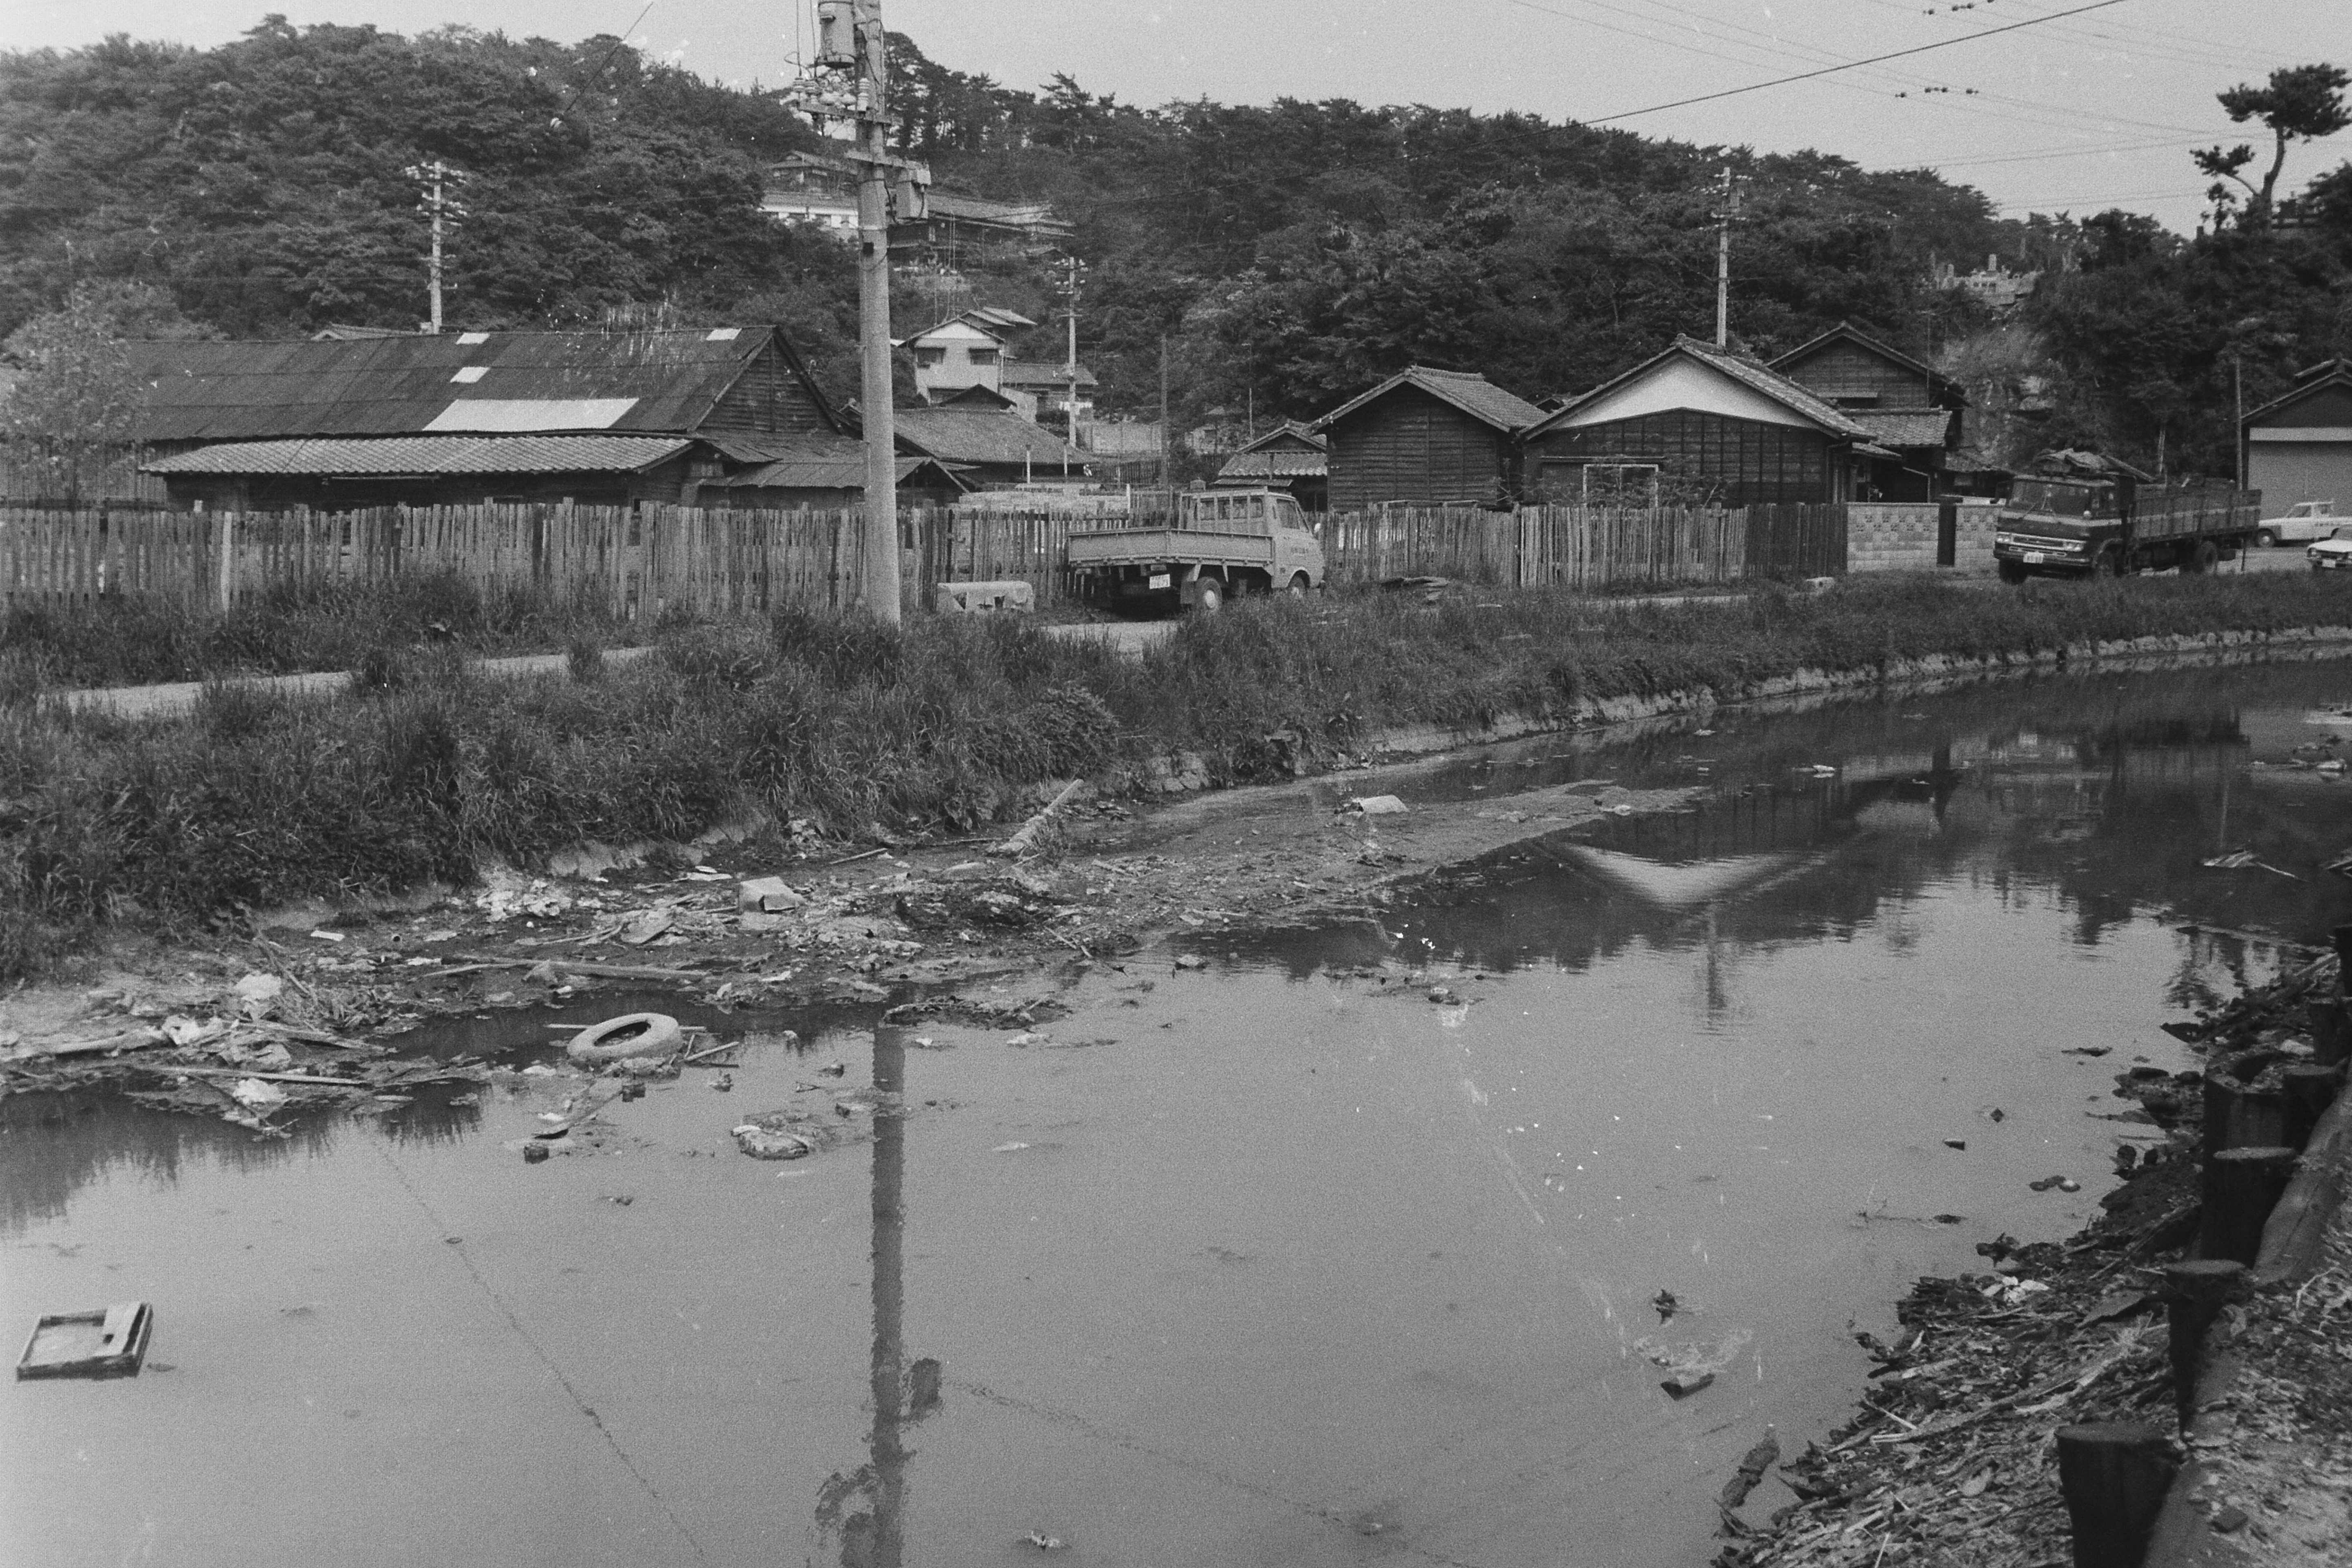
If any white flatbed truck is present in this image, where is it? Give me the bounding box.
[1066,488,1326,612]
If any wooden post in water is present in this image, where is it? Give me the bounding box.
[2199,1145,2297,1265]
[2056,1423,2176,1568]
[2281,1064,2342,1152]
[2203,1075,2289,1153]
[2161,1259,2244,1428]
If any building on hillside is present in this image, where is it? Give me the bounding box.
[1313,367,1546,511]
[891,405,1094,489]
[1934,254,2041,313]
[129,325,858,510]
[890,191,1073,266]
[2243,358,2352,511]
[902,307,1035,403]
[1770,322,1967,501]
[760,151,862,237]
[1519,338,1879,506]
[998,359,1098,432]
[1214,422,1328,511]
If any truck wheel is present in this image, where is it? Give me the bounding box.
[1997,560,2029,585]
[1192,581,1224,615]
[1287,573,1311,597]
[2183,540,2219,575]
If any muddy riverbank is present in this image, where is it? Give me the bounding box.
[11,655,2352,1566]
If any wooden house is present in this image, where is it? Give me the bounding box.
[2243,358,2352,512]
[1770,323,1966,501]
[1213,422,1329,511]
[1314,367,1546,511]
[129,326,859,510]
[891,405,1094,489]
[1518,339,1878,506]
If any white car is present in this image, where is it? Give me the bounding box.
[2306,526,2352,571]
[2261,499,2339,545]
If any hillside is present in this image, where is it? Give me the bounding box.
[2,20,2348,476]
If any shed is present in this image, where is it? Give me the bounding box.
[1770,323,1965,501]
[126,325,846,510]
[1519,338,1874,507]
[2243,359,2352,512]
[1313,367,1545,511]
[1214,422,1329,511]
[698,437,969,509]
[890,406,1094,488]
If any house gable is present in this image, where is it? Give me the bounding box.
[1553,355,1817,432]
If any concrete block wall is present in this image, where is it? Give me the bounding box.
[1847,502,1998,573]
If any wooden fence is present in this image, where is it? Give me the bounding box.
[0,499,1853,617]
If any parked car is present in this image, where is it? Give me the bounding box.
[2305,526,2352,571]
[2258,499,2340,545]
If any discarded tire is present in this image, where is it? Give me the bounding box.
[565,1012,684,1068]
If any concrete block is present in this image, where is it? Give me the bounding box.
[937,580,1035,615]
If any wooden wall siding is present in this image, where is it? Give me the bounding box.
[702,342,837,436]
[1328,388,1511,511]
[1526,412,1841,506]
[1779,341,1936,407]
[2252,383,2352,428]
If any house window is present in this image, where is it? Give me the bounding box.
[914,347,945,368]
[970,348,1000,366]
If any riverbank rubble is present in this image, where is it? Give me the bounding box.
[1721,950,2352,1568]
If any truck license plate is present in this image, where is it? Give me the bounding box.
[1148,572,1171,590]
[2022,551,2045,564]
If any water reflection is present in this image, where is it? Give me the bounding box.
[1234,661,2352,1002]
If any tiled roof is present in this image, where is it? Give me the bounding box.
[1216,450,1327,479]
[999,361,1100,388]
[122,327,833,443]
[891,407,1089,469]
[1851,410,1955,448]
[1314,366,1547,434]
[142,434,693,476]
[703,436,964,491]
[1230,420,1327,456]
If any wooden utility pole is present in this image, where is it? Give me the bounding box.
[1158,333,1172,496]
[1713,166,1737,348]
[792,2,925,623]
[1054,255,1087,479]
[405,161,468,334]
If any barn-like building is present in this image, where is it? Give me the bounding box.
[1769,323,1965,501]
[1314,367,1545,511]
[1518,338,1879,507]
[2242,358,2352,513]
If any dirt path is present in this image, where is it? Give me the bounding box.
[56,644,659,719]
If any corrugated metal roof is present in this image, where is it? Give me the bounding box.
[1851,410,1955,448]
[1313,366,1547,434]
[143,434,693,476]
[893,407,1090,468]
[124,328,798,443]
[920,192,1071,232]
[1217,450,1328,479]
[707,455,953,490]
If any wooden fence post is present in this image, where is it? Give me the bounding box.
[2055,1423,2176,1568]
[216,511,237,612]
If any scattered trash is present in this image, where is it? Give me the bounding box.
[817,1061,847,1078]
[1173,954,1207,971]
[231,972,285,1014]
[1662,1370,1715,1399]
[2064,1046,2111,1057]
[1943,1138,1967,1150]
[1022,1532,1067,1552]
[1958,1464,1996,1499]
[1427,986,1457,1004]
[2200,849,2301,880]
[737,875,809,913]
[709,1073,733,1092]
[1718,1428,1780,1510]
[1652,1289,1679,1322]
[16,1302,154,1380]
[523,1143,551,1163]
[992,1141,1031,1153]
[230,1078,288,1109]
[1983,1277,2051,1308]
[733,1124,813,1160]
[564,1013,683,1068]
[612,908,675,947]
[1348,795,1410,816]
[2027,1174,2068,1192]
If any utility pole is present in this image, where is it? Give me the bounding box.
[405,161,469,334]
[1158,333,1171,497]
[1053,255,1087,479]
[1713,166,1737,349]
[791,1,926,625]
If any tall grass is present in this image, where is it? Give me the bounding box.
[0,571,643,689]
[3,572,2350,976]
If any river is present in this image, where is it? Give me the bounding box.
[8,659,2352,1567]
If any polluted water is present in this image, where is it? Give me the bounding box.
[9,659,2352,1566]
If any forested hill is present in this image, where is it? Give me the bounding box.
[2,20,2348,476]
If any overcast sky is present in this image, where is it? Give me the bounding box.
[6,0,2346,234]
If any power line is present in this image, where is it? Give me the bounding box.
[1581,0,2139,124]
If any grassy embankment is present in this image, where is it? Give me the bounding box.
[0,572,635,689]
[2,572,2350,976]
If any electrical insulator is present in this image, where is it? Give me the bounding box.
[814,2,857,69]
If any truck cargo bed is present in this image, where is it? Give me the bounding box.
[1066,528,1277,568]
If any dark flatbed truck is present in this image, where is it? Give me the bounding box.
[1067,488,1327,612]
[1993,474,2263,582]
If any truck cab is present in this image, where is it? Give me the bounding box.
[1993,478,2120,581]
